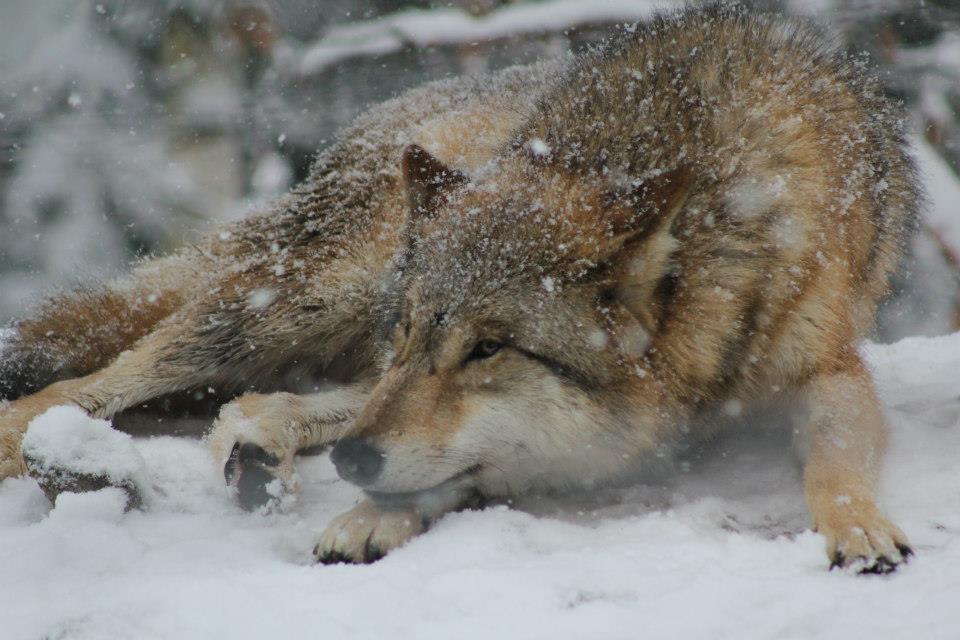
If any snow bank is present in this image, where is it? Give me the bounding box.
[864,331,960,409]
[301,0,677,75]
[0,333,959,639]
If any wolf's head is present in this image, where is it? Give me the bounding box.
[331,143,692,502]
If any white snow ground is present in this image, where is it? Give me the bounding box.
[0,333,958,640]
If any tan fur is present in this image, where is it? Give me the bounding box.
[314,500,424,563]
[0,7,919,572]
[799,356,911,568]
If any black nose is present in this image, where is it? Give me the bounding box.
[330,438,384,486]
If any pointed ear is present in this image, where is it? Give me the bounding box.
[402,144,467,220]
[606,164,693,332]
[620,164,693,236]
[596,163,693,259]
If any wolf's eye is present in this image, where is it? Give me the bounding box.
[466,340,502,362]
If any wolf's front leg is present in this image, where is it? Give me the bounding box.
[210,384,371,510]
[798,354,912,573]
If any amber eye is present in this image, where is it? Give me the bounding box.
[466,340,502,362]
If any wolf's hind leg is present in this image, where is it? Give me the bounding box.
[796,353,912,573]
[0,315,225,480]
[0,254,200,402]
[210,384,371,510]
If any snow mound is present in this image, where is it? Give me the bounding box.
[864,331,960,409]
[46,487,129,526]
[21,405,148,509]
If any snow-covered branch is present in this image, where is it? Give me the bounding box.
[299,0,678,76]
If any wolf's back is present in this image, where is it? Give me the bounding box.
[0,60,565,401]
[522,4,918,325]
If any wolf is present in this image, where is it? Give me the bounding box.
[0,5,919,573]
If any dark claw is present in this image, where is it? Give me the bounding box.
[858,556,898,575]
[896,543,914,560]
[314,542,383,565]
[316,549,353,565]
[364,541,385,564]
[830,548,911,575]
[224,442,241,484]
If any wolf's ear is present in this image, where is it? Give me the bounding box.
[615,164,693,237]
[402,144,467,220]
[606,164,693,332]
[593,163,693,258]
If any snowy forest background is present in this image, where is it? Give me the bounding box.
[1,0,959,342]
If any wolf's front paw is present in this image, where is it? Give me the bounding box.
[209,393,300,510]
[818,505,912,574]
[314,500,424,564]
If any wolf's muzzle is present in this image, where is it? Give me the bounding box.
[330,438,384,486]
